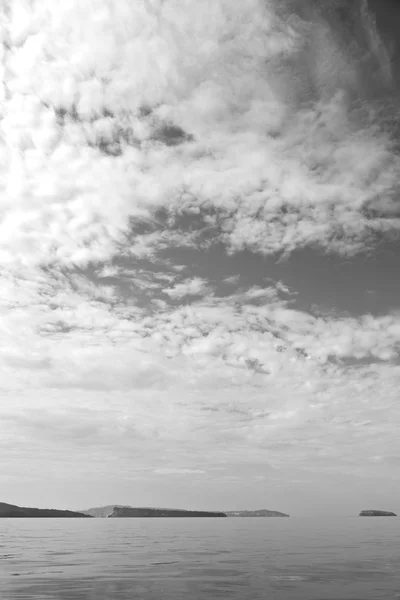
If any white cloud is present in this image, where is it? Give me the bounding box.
[163,277,212,299]
[223,275,240,285]
[1,0,399,270]
[1,0,400,508]
[96,265,120,278]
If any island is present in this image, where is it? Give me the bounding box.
[81,505,290,518]
[81,505,132,518]
[225,509,289,517]
[107,506,227,517]
[359,510,396,517]
[0,502,92,518]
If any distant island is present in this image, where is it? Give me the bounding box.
[0,502,92,518]
[225,509,289,517]
[81,505,289,518]
[359,510,396,517]
[107,507,227,517]
[81,505,132,518]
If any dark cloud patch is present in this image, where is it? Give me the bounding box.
[151,123,194,146]
[245,358,271,375]
[53,104,80,125]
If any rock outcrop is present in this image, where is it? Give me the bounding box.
[107,506,227,517]
[0,502,92,518]
[359,510,396,517]
[225,509,289,517]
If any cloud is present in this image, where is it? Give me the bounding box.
[96,265,120,279]
[1,0,400,505]
[163,277,212,299]
[1,0,399,271]
[223,275,240,285]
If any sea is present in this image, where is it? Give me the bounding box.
[1,517,400,600]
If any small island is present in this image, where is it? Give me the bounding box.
[225,509,289,517]
[0,502,92,518]
[107,506,227,517]
[359,510,396,517]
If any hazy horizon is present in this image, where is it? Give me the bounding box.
[1,0,400,518]
[4,471,400,518]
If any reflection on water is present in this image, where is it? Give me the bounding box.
[1,518,400,599]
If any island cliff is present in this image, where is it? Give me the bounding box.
[359,510,396,517]
[81,505,132,518]
[0,502,92,518]
[107,507,227,517]
[225,509,289,517]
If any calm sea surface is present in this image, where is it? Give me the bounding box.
[1,517,400,599]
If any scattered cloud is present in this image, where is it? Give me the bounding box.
[163,277,212,299]
[223,275,240,285]
[1,0,400,510]
[1,0,400,270]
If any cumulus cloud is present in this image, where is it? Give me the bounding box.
[1,0,399,269]
[163,277,211,299]
[1,0,400,508]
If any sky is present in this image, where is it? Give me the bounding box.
[1,0,400,517]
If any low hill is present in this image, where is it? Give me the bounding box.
[0,502,92,518]
[225,509,289,517]
[107,507,227,517]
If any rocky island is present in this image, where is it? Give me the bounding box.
[0,502,92,518]
[225,509,289,517]
[359,510,396,517]
[81,505,290,518]
[81,505,132,518]
[107,506,227,517]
